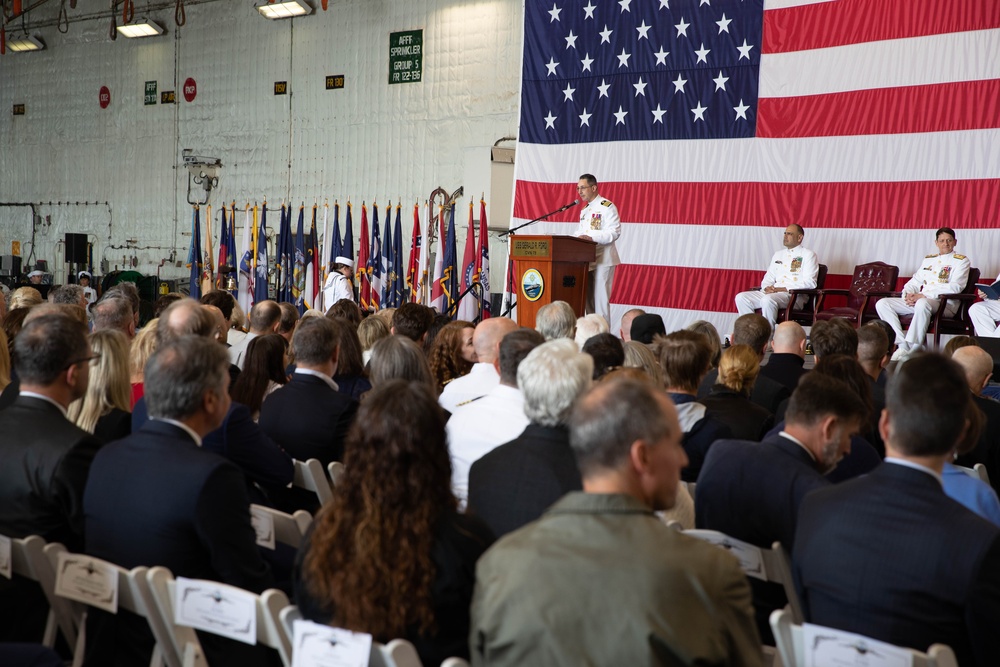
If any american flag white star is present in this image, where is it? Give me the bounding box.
[565,30,578,49]
[713,71,730,91]
[658,0,669,8]
[673,73,688,93]
[613,105,629,124]
[580,52,594,71]
[548,3,562,22]
[675,17,690,37]
[545,57,559,76]
[636,20,651,40]
[579,107,592,126]
[563,83,576,101]
[734,99,750,120]
[617,48,632,68]
[583,1,596,19]
[691,101,707,122]
[651,103,667,123]
[654,46,670,65]
[544,111,557,129]
[597,79,611,97]
[599,25,613,43]
[737,38,754,60]
[695,43,711,64]
[618,0,632,13]
[633,77,648,96]
[716,13,732,33]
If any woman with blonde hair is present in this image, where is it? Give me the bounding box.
[8,286,43,311]
[622,340,664,388]
[128,318,159,408]
[357,315,389,365]
[69,329,132,442]
[700,344,773,441]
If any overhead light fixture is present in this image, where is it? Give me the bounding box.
[116,19,165,38]
[7,35,45,52]
[256,1,313,19]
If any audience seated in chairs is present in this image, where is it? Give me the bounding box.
[758,321,808,392]
[698,314,789,414]
[294,380,493,667]
[950,346,1000,490]
[368,334,436,392]
[427,320,476,393]
[229,334,289,422]
[328,315,372,401]
[439,317,518,413]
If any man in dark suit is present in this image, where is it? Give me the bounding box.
[759,321,808,392]
[794,354,1000,666]
[467,339,592,537]
[259,316,359,466]
[699,314,790,414]
[952,346,1000,488]
[695,373,867,640]
[0,312,102,644]
[84,335,275,666]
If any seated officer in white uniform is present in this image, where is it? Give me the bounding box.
[322,255,355,308]
[734,224,818,327]
[970,270,1000,337]
[572,174,621,324]
[875,227,970,358]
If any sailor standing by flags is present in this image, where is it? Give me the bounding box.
[323,255,356,307]
[78,271,97,305]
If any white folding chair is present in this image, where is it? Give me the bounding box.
[145,566,293,667]
[327,461,346,489]
[440,659,470,667]
[282,604,424,667]
[769,608,959,667]
[293,458,334,506]
[46,547,177,667]
[685,529,804,624]
[956,463,991,486]
[249,505,312,550]
[6,534,78,650]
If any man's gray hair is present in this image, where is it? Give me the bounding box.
[51,284,85,306]
[535,301,577,341]
[156,299,216,344]
[145,336,229,420]
[569,376,674,477]
[92,296,133,334]
[517,338,593,426]
[292,317,341,366]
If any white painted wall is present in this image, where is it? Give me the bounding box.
[0,0,521,286]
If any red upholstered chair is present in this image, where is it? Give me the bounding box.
[814,262,899,327]
[892,267,980,347]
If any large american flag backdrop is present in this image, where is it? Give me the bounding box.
[510,0,1000,336]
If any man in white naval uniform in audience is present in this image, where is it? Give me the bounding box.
[875,227,970,358]
[439,317,518,413]
[322,255,355,308]
[735,224,819,328]
[572,174,621,324]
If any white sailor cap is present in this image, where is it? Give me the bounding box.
[27,270,44,278]
[335,256,355,269]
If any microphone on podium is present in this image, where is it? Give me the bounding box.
[557,199,580,212]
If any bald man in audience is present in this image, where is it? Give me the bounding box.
[793,353,1000,666]
[229,299,281,368]
[759,321,808,392]
[696,374,867,641]
[618,308,645,341]
[471,377,762,666]
[447,329,544,508]
[439,317,519,412]
[952,346,1000,485]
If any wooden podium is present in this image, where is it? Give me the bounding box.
[509,235,597,328]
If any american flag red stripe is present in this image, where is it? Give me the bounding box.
[511,0,1000,335]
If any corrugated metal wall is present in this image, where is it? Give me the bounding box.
[0,0,521,286]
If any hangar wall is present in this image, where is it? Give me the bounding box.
[0,0,521,286]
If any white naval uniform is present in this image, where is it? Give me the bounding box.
[572,196,621,323]
[734,245,819,326]
[969,272,1000,337]
[322,271,354,308]
[875,251,971,349]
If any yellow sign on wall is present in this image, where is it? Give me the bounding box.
[12,241,20,256]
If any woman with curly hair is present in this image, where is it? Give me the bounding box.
[427,320,476,392]
[229,334,289,421]
[294,380,493,665]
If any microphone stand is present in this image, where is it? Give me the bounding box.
[499,202,577,318]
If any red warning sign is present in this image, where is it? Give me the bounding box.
[183,78,197,103]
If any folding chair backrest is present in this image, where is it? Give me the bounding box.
[250,505,312,550]
[8,535,78,649]
[145,567,293,667]
[440,659,470,667]
[769,609,958,667]
[46,546,177,667]
[293,458,334,506]
[685,530,804,623]
[370,639,423,667]
[327,461,346,489]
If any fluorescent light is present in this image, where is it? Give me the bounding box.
[7,35,45,52]
[116,19,165,38]
[256,1,312,19]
